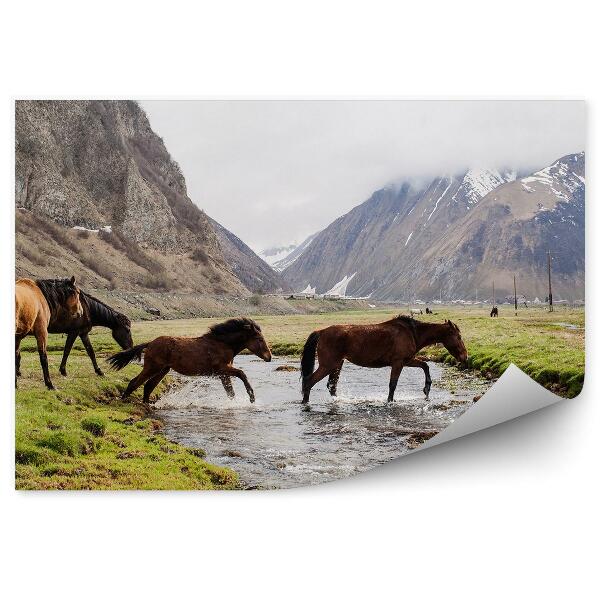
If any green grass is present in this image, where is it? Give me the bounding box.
[15,348,238,490]
[16,303,584,489]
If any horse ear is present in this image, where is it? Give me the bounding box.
[70,276,76,285]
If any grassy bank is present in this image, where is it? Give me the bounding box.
[15,351,238,490]
[16,304,584,489]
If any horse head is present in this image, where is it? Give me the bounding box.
[65,276,84,318]
[244,320,272,362]
[442,320,468,365]
[112,315,133,349]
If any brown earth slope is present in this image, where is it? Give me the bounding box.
[15,100,259,295]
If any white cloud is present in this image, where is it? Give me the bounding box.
[142,100,585,252]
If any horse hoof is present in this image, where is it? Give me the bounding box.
[96,370,105,377]
[60,370,67,377]
[46,384,56,391]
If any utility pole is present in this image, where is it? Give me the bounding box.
[547,250,553,312]
[492,280,496,306]
[513,274,518,316]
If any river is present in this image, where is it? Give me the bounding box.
[156,356,490,489]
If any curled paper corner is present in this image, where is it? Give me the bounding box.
[415,364,565,453]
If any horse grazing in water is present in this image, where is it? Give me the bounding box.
[108,318,271,404]
[15,277,83,389]
[300,316,468,404]
[490,306,499,317]
[51,291,133,377]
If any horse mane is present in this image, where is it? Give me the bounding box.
[207,317,261,341]
[35,278,77,314]
[392,314,419,334]
[81,291,131,329]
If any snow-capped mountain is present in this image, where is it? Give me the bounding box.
[258,232,320,272]
[259,244,298,267]
[283,155,584,301]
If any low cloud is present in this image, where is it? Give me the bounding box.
[142,100,585,251]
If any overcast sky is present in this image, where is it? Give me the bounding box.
[142,100,585,253]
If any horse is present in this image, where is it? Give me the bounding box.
[108,317,271,404]
[300,315,468,404]
[410,308,423,315]
[490,306,498,317]
[50,291,133,377]
[425,307,433,314]
[15,277,83,390]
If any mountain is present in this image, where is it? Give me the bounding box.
[283,155,584,301]
[15,100,246,295]
[271,232,320,271]
[208,217,290,292]
[259,244,298,266]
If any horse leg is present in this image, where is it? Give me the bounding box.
[406,358,431,398]
[302,365,332,404]
[80,332,103,376]
[326,362,343,397]
[122,364,156,400]
[143,368,169,404]
[15,334,25,379]
[387,362,404,402]
[220,375,235,398]
[59,332,78,376]
[35,329,54,390]
[222,366,255,403]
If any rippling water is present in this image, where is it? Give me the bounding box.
[157,356,490,489]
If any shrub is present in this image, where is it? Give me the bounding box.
[99,229,165,274]
[15,446,46,466]
[249,294,262,306]
[81,416,107,437]
[37,432,79,457]
[17,243,48,266]
[191,247,209,265]
[79,252,114,283]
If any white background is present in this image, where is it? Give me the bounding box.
[0,1,597,598]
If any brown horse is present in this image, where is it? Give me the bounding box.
[108,317,271,404]
[300,315,468,403]
[15,277,83,389]
[490,306,499,317]
[51,290,133,377]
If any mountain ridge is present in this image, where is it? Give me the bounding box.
[283,155,585,301]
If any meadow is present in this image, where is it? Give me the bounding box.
[15,304,584,490]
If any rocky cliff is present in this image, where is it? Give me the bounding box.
[15,100,271,294]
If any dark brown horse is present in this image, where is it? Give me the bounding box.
[16,277,83,390]
[108,318,271,404]
[490,306,499,317]
[50,291,133,377]
[300,315,468,403]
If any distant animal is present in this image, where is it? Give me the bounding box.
[490,306,498,317]
[425,307,433,314]
[410,308,423,315]
[49,291,133,377]
[108,317,271,404]
[300,316,468,404]
[15,277,83,389]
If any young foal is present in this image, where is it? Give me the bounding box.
[108,318,271,404]
[15,277,83,389]
[300,316,468,403]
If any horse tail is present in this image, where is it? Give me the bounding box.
[107,343,148,370]
[300,331,320,390]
